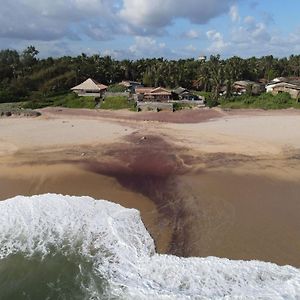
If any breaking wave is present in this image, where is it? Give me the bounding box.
[0,194,300,299]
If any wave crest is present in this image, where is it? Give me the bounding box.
[0,194,300,299]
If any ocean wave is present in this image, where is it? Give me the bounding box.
[0,194,299,299]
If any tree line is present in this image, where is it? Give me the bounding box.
[1,45,300,103]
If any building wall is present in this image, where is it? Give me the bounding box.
[272,86,300,99]
[74,91,101,97]
[137,102,173,112]
[143,95,171,102]
[105,92,130,98]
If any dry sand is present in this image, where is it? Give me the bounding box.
[1,108,300,266]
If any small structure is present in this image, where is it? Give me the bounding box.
[71,78,108,97]
[135,87,172,102]
[266,77,300,100]
[172,87,203,101]
[120,81,143,92]
[198,54,207,61]
[232,80,265,95]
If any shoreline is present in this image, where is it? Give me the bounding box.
[1,108,300,266]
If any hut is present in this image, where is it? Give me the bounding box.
[135,87,172,102]
[71,78,108,97]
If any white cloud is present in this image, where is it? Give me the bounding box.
[129,36,171,58]
[0,0,116,41]
[182,29,201,39]
[0,0,235,41]
[244,16,255,25]
[232,16,270,45]
[206,30,229,53]
[1,0,300,59]
[229,5,240,23]
[205,14,300,58]
[184,44,197,52]
[119,0,234,33]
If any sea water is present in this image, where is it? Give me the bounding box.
[0,194,300,299]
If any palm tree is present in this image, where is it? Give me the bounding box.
[209,55,225,99]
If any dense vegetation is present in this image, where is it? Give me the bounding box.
[1,45,300,109]
[221,92,300,109]
[23,93,96,109]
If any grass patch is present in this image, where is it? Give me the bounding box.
[173,102,193,111]
[107,84,128,93]
[0,102,27,110]
[220,93,300,109]
[101,96,134,110]
[22,93,96,109]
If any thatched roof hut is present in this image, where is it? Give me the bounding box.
[71,78,108,97]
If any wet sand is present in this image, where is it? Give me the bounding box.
[1,108,300,267]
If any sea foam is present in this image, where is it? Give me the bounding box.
[0,194,300,299]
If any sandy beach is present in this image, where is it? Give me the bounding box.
[1,107,300,266]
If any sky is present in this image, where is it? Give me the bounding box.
[0,0,300,59]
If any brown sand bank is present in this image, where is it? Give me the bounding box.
[40,106,225,124]
[1,109,300,267]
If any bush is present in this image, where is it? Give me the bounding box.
[0,82,29,103]
[107,84,127,93]
[101,96,134,110]
[0,89,15,103]
[205,98,219,108]
[195,91,212,100]
[273,92,291,104]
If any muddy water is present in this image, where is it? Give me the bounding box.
[177,171,300,267]
[0,163,172,253]
[1,159,300,267]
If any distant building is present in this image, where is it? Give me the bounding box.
[135,87,172,102]
[119,81,143,92]
[232,80,265,95]
[71,78,108,97]
[198,55,207,61]
[266,77,300,100]
[172,87,203,101]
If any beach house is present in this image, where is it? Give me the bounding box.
[135,87,172,102]
[71,78,108,97]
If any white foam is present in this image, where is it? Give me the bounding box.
[0,194,300,299]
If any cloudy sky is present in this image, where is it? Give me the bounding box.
[1,0,300,59]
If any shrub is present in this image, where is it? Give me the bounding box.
[273,92,291,104]
[107,84,127,93]
[205,98,219,108]
[101,96,134,110]
[173,102,192,111]
[23,93,96,109]
[0,90,15,103]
